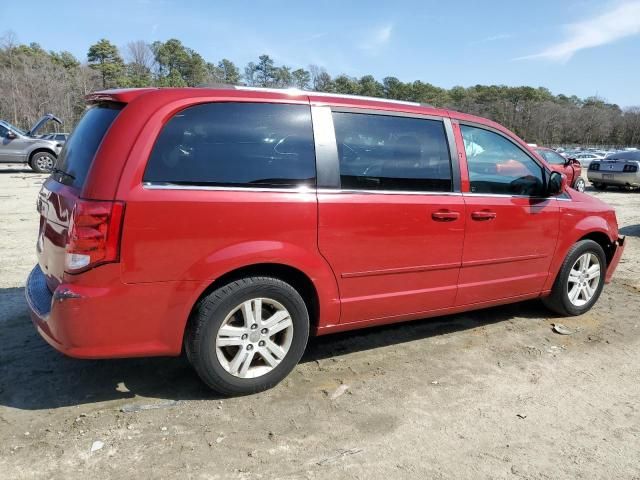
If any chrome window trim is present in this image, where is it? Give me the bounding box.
[317,188,462,196]
[143,183,314,194]
[142,183,574,201]
[463,192,562,201]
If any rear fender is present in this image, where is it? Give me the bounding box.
[182,241,341,330]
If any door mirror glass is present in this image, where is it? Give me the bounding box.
[547,171,566,195]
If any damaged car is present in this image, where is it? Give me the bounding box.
[0,114,64,172]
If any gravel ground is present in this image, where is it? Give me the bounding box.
[1,166,639,480]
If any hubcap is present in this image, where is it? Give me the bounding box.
[567,252,601,307]
[575,179,585,192]
[35,154,54,171]
[215,298,294,378]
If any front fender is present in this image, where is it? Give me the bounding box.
[543,214,616,291]
[25,141,59,159]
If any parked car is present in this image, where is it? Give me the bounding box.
[26,87,625,395]
[573,152,605,168]
[0,114,64,172]
[588,150,640,190]
[534,147,586,192]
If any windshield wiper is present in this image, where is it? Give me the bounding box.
[52,168,75,181]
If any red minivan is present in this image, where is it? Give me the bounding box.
[26,87,625,395]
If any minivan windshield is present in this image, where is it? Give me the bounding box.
[55,103,122,188]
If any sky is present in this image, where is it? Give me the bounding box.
[2,0,640,106]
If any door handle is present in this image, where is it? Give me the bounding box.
[431,210,460,222]
[471,210,496,221]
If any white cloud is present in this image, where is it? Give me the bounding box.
[359,24,393,53]
[517,1,640,61]
[482,33,512,42]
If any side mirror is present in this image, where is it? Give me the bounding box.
[6,131,17,140]
[547,171,567,196]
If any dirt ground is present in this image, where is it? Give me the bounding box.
[0,165,639,480]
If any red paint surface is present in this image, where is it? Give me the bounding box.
[27,88,624,358]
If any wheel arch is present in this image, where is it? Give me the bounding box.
[543,222,617,292]
[180,260,339,351]
[28,147,58,164]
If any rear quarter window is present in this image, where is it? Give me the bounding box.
[144,103,316,188]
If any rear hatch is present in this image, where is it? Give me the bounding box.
[37,104,123,291]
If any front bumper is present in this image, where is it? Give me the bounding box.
[605,236,625,283]
[588,171,640,187]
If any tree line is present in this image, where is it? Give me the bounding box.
[2,33,640,147]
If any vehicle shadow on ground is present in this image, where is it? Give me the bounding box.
[0,166,38,174]
[0,286,549,410]
[620,224,640,237]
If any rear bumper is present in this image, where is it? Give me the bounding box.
[25,264,194,359]
[605,236,625,283]
[588,171,640,187]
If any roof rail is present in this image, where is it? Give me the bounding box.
[233,86,423,107]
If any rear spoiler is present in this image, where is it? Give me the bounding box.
[86,88,158,104]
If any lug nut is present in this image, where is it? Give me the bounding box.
[251,324,258,330]
[261,328,268,334]
[247,344,254,350]
[241,334,248,340]
[258,340,265,347]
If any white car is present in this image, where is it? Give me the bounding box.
[573,152,605,168]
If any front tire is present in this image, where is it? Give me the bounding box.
[592,182,607,191]
[542,239,606,316]
[29,151,56,173]
[573,177,586,192]
[185,277,309,396]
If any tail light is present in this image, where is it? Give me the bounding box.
[589,163,600,171]
[65,199,125,273]
[623,164,638,173]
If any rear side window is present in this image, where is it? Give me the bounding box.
[56,104,122,188]
[461,125,545,196]
[537,149,566,165]
[332,112,452,192]
[144,103,316,188]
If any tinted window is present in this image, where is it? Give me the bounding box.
[461,125,544,196]
[536,149,566,165]
[56,104,122,188]
[0,124,8,137]
[609,150,640,161]
[332,112,452,192]
[144,103,315,188]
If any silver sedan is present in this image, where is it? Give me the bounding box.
[588,151,640,190]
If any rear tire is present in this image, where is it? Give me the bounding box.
[592,182,607,191]
[185,277,309,396]
[29,151,56,173]
[542,240,606,316]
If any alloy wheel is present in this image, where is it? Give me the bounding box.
[567,252,601,307]
[34,153,54,172]
[215,298,294,378]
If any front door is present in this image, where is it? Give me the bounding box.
[316,108,465,324]
[456,123,560,305]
